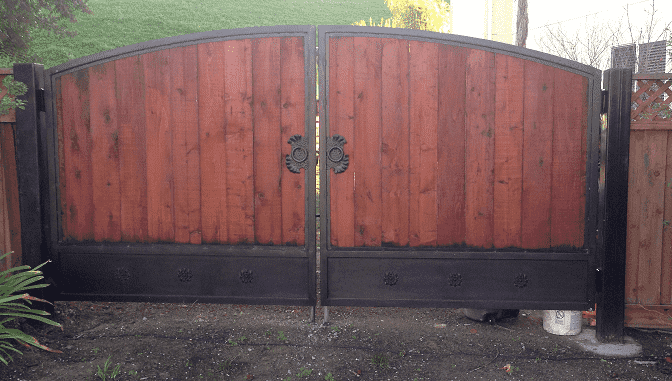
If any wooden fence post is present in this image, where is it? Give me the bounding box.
[596,68,632,342]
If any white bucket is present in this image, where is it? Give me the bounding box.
[543,310,582,335]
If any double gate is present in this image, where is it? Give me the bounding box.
[13,25,613,313]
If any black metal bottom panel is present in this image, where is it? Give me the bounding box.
[322,251,592,310]
[54,243,314,305]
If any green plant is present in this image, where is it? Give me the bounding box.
[96,356,121,380]
[371,353,390,368]
[296,367,313,377]
[277,331,288,341]
[352,0,451,33]
[0,76,28,116]
[324,372,336,381]
[128,369,138,375]
[0,252,63,365]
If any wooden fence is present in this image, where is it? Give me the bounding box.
[625,73,672,328]
[0,68,22,272]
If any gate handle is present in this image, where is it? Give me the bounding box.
[326,134,349,174]
[286,135,310,173]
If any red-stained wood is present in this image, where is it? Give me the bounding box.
[280,36,306,246]
[521,61,553,249]
[198,41,228,244]
[0,124,21,269]
[662,131,672,305]
[465,49,495,248]
[223,39,255,245]
[381,38,410,246]
[437,45,467,246]
[169,46,201,244]
[115,56,148,242]
[55,76,67,241]
[493,54,524,248]
[329,37,356,247]
[252,37,282,245]
[89,62,121,242]
[550,70,586,247]
[626,131,644,304]
[353,37,383,247]
[61,71,94,241]
[142,50,174,242]
[409,40,438,247]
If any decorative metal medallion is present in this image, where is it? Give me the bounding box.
[383,271,399,286]
[326,134,349,174]
[240,269,254,284]
[448,273,462,287]
[513,273,529,288]
[114,267,131,283]
[285,134,310,173]
[177,268,193,283]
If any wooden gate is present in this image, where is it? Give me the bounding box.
[318,26,602,310]
[17,26,317,304]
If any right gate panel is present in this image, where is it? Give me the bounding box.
[318,26,602,310]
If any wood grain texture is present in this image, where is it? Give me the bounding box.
[465,50,495,248]
[381,38,410,247]
[89,61,121,242]
[550,70,586,247]
[353,37,383,247]
[329,37,356,247]
[437,45,467,246]
[662,131,672,305]
[409,40,438,247]
[280,36,306,246]
[198,41,229,243]
[252,37,283,245]
[116,56,148,242]
[493,54,524,248]
[169,46,201,244]
[222,39,255,244]
[61,70,94,241]
[521,61,553,249]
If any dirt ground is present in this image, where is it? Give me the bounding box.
[0,301,670,381]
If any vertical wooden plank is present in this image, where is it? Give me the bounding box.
[56,76,67,241]
[465,50,495,248]
[116,56,148,242]
[550,70,586,247]
[252,37,282,245]
[662,130,672,305]
[224,39,255,244]
[634,130,666,305]
[170,46,201,244]
[1,124,21,269]
[381,38,410,246]
[329,37,355,247]
[143,50,174,242]
[408,40,438,247]
[61,71,94,241]
[437,45,467,246]
[353,37,383,247]
[521,61,553,249]
[493,54,524,248]
[0,132,9,259]
[89,62,121,242]
[280,36,306,245]
[625,131,644,304]
[198,42,228,243]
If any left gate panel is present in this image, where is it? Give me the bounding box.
[43,26,316,304]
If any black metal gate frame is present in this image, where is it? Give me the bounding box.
[12,25,631,341]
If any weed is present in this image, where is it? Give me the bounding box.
[283,377,292,381]
[325,372,336,381]
[228,338,239,346]
[399,350,406,357]
[352,335,358,339]
[239,335,248,342]
[218,357,236,370]
[93,347,100,354]
[96,356,121,380]
[330,326,340,332]
[535,357,541,363]
[297,367,313,377]
[128,370,138,376]
[277,331,288,341]
[371,353,390,368]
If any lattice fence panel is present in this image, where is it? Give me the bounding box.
[631,78,672,122]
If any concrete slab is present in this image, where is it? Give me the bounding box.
[565,327,642,357]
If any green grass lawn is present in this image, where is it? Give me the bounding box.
[1,0,393,69]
